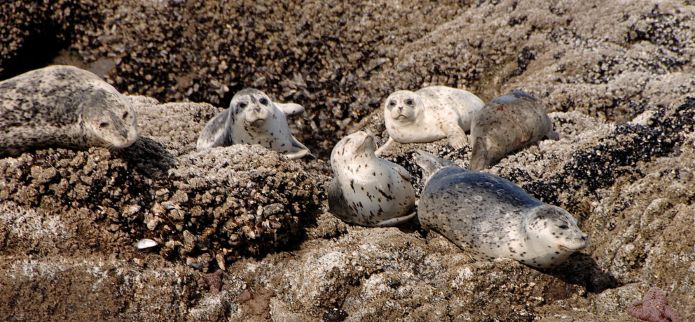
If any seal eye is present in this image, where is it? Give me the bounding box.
[558,224,569,229]
[259,97,269,105]
[122,112,129,119]
[388,100,396,108]
[238,102,247,109]
[99,122,110,128]
[405,98,414,106]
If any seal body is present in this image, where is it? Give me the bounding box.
[469,90,556,170]
[196,88,310,159]
[0,65,139,157]
[376,86,484,155]
[414,151,587,268]
[328,131,416,226]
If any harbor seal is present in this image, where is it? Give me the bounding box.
[0,65,139,157]
[376,86,485,155]
[196,88,311,159]
[469,89,558,170]
[414,150,588,268]
[328,131,416,226]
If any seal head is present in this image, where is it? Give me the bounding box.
[81,88,138,148]
[521,204,588,266]
[385,90,425,127]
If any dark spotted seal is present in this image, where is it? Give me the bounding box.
[0,65,138,157]
[414,150,587,268]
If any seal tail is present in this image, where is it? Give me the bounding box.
[413,150,456,179]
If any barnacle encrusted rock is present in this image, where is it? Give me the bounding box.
[0,100,325,271]
[1,0,694,320]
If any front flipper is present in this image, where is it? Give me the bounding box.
[469,136,490,170]
[196,109,231,151]
[283,135,312,160]
[374,137,395,156]
[435,111,468,149]
[546,130,560,141]
[394,164,412,181]
[375,212,417,227]
[276,102,305,117]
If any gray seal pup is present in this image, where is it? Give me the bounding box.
[328,131,416,227]
[196,88,311,159]
[469,89,558,170]
[414,150,587,268]
[0,65,139,157]
[376,86,485,155]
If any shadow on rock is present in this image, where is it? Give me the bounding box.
[117,136,176,175]
[546,252,620,294]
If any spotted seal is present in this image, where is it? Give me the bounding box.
[0,65,138,157]
[196,88,311,159]
[469,89,558,170]
[328,131,416,226]
[376,86,484,155]
[414,150,587,268]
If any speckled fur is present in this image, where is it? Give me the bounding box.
[328,131,416,227]
[415,151,587,268]
[196,88,310,159]
[377,86,484,155]
[0,65,138,157]
[469,90,555,170]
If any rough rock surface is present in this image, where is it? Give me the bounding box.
[1,0,694,321]
[0,99,326,274]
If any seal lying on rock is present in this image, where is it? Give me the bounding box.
[414,150,587,268]
[469,89,557,170]
[328,131,416,226]
[376,86,484,155]
[196,88,311,159]
[0,65,139,157]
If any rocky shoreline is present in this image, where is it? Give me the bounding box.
[1,0,693,320]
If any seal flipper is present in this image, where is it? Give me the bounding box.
[545,130,560,141]
[469,136,489,170]
[434,110,467,149]
[284,135,312,160]
[327,178,353,222]
[413,150,457,183]
[276,103,305,116]
[375,137,395,156]
[374,212,417,227]
[395,164,412,181]
[196,109,232,151]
